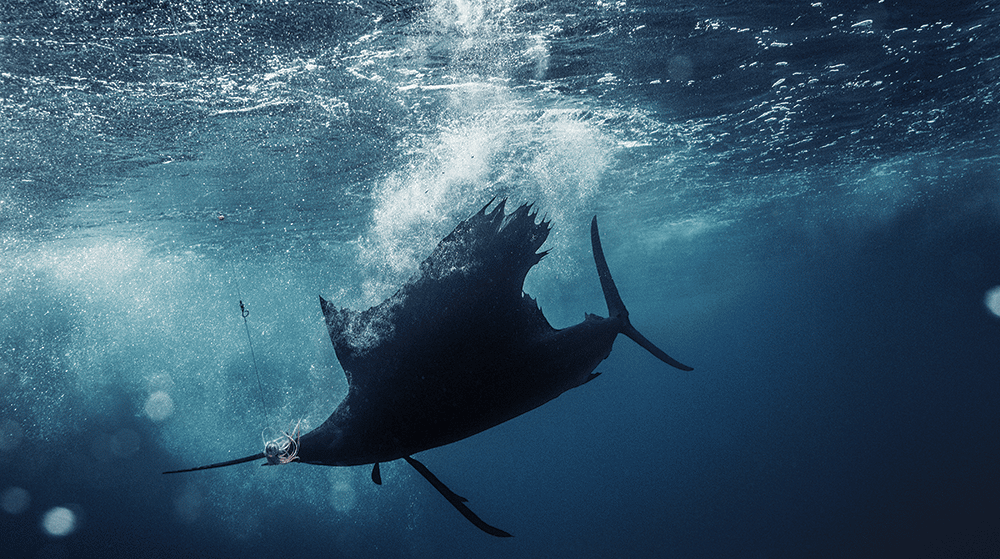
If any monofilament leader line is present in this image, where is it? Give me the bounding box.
[230,259,270,429]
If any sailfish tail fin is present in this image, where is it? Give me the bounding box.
[590,216,693,371]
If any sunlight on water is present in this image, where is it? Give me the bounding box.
[39,240,144,289]
[645,217,730,247]
[350,0,617,306]
[439,0,486,31]
[6,238,285,464]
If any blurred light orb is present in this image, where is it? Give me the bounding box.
[110,428,141,457]
[1,486,30,514]
[985,286,1000,319]
[41,506,76,537]
[144,391,174,421]
[329,478,357,512]
[0,418,24,452]
[174,484,201,524]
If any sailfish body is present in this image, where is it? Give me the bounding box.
[164,199,692,537]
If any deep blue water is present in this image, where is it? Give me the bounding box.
[2,0,999,557]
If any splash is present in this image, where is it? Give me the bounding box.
[361,102,614,300]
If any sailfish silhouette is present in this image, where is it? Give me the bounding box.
[164,199,692,537]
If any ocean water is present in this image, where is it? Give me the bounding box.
[1,0,998,557]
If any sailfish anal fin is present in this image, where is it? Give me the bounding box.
[403,456,512,538]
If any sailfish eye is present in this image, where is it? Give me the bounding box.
[265,442,281,464]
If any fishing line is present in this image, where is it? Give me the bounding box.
[228,247,271,429]
[168,5,283,446]
[166,2,186,61]
[229,252,299,465]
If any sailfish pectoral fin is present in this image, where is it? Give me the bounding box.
[403,456,512,538]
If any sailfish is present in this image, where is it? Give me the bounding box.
[164,199,692,537]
